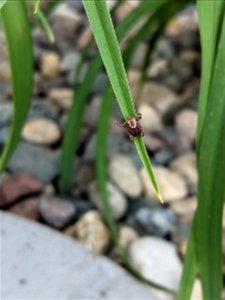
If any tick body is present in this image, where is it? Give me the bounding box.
[116,113,144,141]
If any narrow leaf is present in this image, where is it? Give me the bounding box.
[0,0,33,171]
[0,0,7,11]
[83,0,162,201]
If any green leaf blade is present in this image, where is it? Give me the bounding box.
[0,0,33,171]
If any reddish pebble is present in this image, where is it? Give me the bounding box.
[8,197,39,220]
[0,173,43,207]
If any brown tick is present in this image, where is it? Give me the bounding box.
[116,113,144,141]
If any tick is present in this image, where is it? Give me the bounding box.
[116,113,144,141]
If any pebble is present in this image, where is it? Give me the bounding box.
[0,173,43,207]
[22,118,61,146]
[72,162,95,195]
[92,73,108,94]
[138,104,163,133]
[156,38,175,59]
[7,142,59,184]
[64,210,110,254]
[48,88,73,110]
[141,82,179,116]
[128,69,141,102]
[84,96,101,129]
[108,155,143,198]
[130,43,148,69]
[154,149,174,165]
[134,207,176,237]
[0,103,12,127]
[39,195,76,229]
[0,61,11,81]
[170,196,197,223]
[129,237,182,290]
[88,181,128,220]
[170,152,197,192]
[8,197,39,220]
[175,109,197,143]
[51,3,82,39]
[29,99,59,121]
[118,226,138,250]
[41,51,60,79]
[0,126,10,148]
[140,167,188,203]
[60,51,80,73]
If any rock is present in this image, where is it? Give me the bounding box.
[39,195,76,229]
[118,226,138,249]
[22,118,61,146]
[170,196,197,224]
[140,167,188,203]
[50,3,82,39]
[41,51,60,78]
[138,104,163,133]
[28,99,59,121]
[129,237,182,290]
[72,163,95,195]
[0,61,11,81]
[179,50,199,65]
[1,211,158,300]
[92,73,108,94]
[141,82,179,116]
[48,88,73,110]
[128,69,141,102]
[0,126,10,148]
[0,173,43,207]
[0,172,11,186]
[170,152,197,192]
[88,181,128,220]
[172,222,191,244]
[147,59,169,78]
[134,207,176,237]
[154,149,174,165]
[108,155,142,198]
[155,38,175,59]
[7,142,59,184]
[0,103,12,127]
[65,210,110,254]
[172,58,193,82]
[144,134,165,152]
[175,109,197,143]
[69,197,95,217]
[8,197,39,220]
[60,51,80,73]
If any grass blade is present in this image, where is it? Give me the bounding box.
[0,0,7,11]
[0,0,33,171]
[196,1,224,145]
[96,86,176,296]
[194,12,225,299]
[177,227,197,300]
[35,9,55,43]
[83,0,162,201]
[34,0,42,14]
[60,1,163,192]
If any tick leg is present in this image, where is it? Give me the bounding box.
[136,113,142,121]
[115,120,126,127]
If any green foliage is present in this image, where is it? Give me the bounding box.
[83,0,162,201]
[0,0,33,171]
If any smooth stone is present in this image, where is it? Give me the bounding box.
[7,142,59,184]
[8,197,39,220]
[48,88,73,110]
[170,152,197,192]
[50,3,82,39]
[67,197,95,217]
[72,162,95,195]
[22,118,61,146]
[170,196,197,224]
[92,73,108,94]
[138,104,163,133]
[108,155,143,198]
[154,149,175,165]
[41,51,60,78]
[147,59,169,78]
[172,222,191,244]
[28,99,59,121]
[155,38,175,59]
[39,195,76,229]
[1,212,158,300]
[64,210,110,254]
[118,225,138,250]
[144,134,165,152]
[129,237,182,290]
[171,58,193,81]
[140,167,188,203]
[128,69,141,102]
[134,207,176,237]
[0,61,11,81]
[175,109,197,143]
[88,181,128,220]
[141,82,179,116]
[0,126,10,148]
[0,173,43,207]
[60,51,80,73]
[0,103,12,127]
